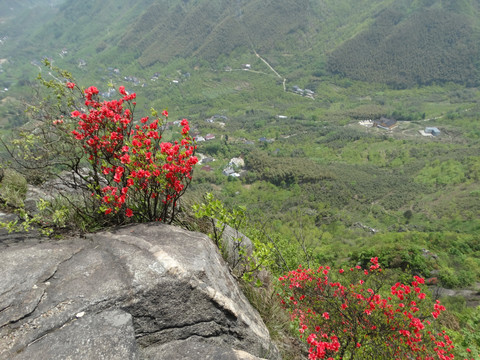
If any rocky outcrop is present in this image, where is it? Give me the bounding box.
[0,223,280,360]
[220,223,254,271]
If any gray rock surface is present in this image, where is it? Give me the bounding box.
[147,337,266,359]
[220,223,254,270]
[0,223,279,360]
[24,184,53,214]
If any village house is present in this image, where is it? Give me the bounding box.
[222,166,241,177]
[205,134,216,141]
[201,157,215,164]
[200,165,213,172]
[206,115,229,123]
[229,157,245,169]
[425,127,441,136]
[259,137,274,143]
[374,117,398,130]
[292,85,304,95]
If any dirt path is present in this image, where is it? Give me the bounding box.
[253,50,287,91]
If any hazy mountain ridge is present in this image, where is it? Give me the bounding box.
[0,0,62,50]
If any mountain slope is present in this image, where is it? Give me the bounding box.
[327,4,480,87]
[3,0,480,87]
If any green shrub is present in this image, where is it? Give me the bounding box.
[438,267,461,288]
[0,169,28,208]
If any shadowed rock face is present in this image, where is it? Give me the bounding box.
[0,223,279,360]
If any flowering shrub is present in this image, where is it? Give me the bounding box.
[4,61,198,229]
[278,258,456,359]
[62,82,198,223]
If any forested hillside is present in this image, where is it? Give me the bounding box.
[327,4,480,87]
[3,0,479,87]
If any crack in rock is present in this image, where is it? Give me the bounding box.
[0,224,280,359]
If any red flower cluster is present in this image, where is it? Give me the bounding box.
[67,83,197,221]
[278,258,455,360]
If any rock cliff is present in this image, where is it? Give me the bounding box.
[0,223,280,359]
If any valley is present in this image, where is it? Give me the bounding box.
[0,0,479,357]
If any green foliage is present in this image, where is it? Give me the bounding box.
[0,198,70,237]
[0,207,50,235]
[328,6,480,87]
[193,192,244,247]
[457,306,480,356]
[193,193,274,283]
[0,169,28,208]
[415,159,466,186]
[350,245,432,276]
[244,149,334,187]
[438,267,461,288]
